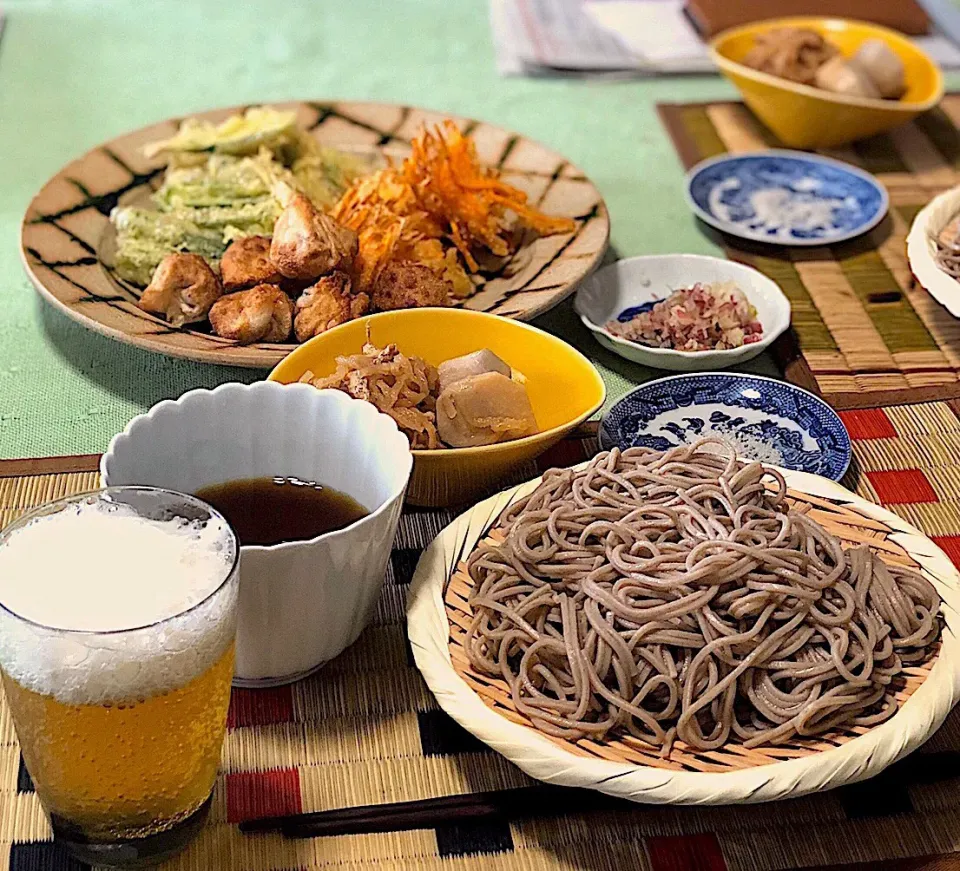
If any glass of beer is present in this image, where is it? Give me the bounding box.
[0,487,239,867]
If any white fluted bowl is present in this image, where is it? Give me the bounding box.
[101,382,412,686]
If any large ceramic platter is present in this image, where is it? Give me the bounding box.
[21,101,609,368]
[407,465,960,805]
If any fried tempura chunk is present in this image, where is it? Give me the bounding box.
[209,284,294,344]
[371,261,449,311]
[220,236,284,291]
[294,272,370,342]
[139,253,223,326]
[270,194,358,281]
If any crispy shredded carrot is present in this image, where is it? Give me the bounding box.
[329,121,576,292]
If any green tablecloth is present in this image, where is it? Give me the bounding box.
[2,0,956,459]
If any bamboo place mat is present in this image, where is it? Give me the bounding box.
[658,94,960,412]
[6,421,960,871]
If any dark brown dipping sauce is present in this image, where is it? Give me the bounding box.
[195,477,369,547]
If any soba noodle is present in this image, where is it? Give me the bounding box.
[935,216,960,282]
[465,440,941,753]
[937,244,960,283]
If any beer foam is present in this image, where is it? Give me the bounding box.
[0,500,237,704]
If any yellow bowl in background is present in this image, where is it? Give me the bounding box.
[711,17,943,149]
[268,309,606,508]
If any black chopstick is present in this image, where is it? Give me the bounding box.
[238,751,960,839]
[239,784,631,838]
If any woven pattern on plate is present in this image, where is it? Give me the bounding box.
[443,490,935,774]
[2,426,960,871]
[658,95,960,411]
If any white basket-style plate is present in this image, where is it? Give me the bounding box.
[407,466,960,805]
[907,185,960,318]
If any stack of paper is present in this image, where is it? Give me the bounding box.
[489,0,960,76]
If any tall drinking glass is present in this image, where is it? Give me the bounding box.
[0,487,239,868]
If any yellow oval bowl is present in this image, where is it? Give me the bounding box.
[710,17,943,149]
[268,309,606,508]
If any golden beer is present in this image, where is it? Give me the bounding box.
[0,488,240,868]
[3,644,234,837]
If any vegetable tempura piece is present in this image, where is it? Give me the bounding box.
[139,253,223,326]
[270,193,358,281]
[412,239,474,299]
[329,121,575,292]
[436,372,538,448]
[294,272,370,342]
[143,107,299,160]
[111,207,227,286]
[152,153,278,210]
[209,285,294,344]
[437,349,511,393]
[400,122,576,269]
[291,147,380,210]
[220,236,284,291]
[372,262,450,310]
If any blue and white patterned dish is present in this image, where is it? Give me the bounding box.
[599,373,851,480]
[686,151,888,247]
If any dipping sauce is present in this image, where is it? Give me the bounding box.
[195,477,368,546]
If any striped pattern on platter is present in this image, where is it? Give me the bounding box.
[20,101,609,368]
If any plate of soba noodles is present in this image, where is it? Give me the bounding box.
[407,439,960,805]
[907,185,960,318]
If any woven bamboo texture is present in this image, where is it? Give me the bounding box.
[2,418,960,869]
[443,491,936,775]
[658,95,960,411]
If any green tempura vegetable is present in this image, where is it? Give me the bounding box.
[110,208,226,286]
[143,107,300,160]
[292,148,379,209]
[153,155,276,209]
[111,200,285,286]
[110,106,379,286]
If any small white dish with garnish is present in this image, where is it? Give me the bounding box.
[574,254,791,372]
